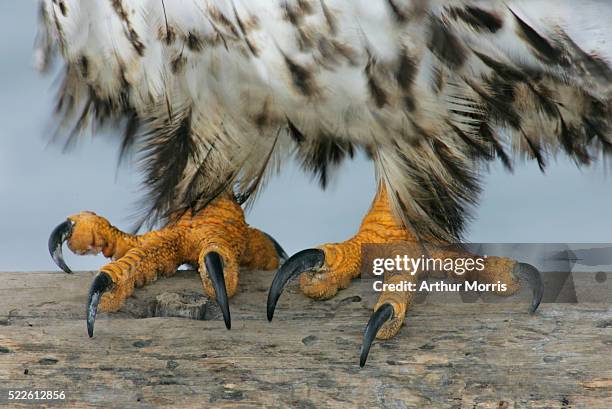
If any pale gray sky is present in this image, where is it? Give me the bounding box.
[1,2,611,272]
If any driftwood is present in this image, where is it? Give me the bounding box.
[0,269,610,408]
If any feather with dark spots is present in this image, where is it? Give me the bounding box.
[281,2,303,26]
[118,111,140,166]
[332,40,359,66]
[586,99,612,147]
[320,0,338,35]
[529,83,559,119]
[418,171,475,238]
[234,135,280,206]
[465,78,521,129]
[79,55,89,78]
[479,122,512,170]
[473,51,528,82]
[50,2,66,53]
[58,0,67,17]
[521,130,546,171]
[127,28,145,56]
[476,55,557,121]
[559,119,591,165]
[283,54,318,96]
[579,53,612,82]
[233,6,260,56]
[52,63,134,152]
[449,123,493,160]
[299,135,354,188]
[158,24,176,45]
[186,32,205,52]
[489,76,516,103]
[297,0,315,15]
[396,146,481,241]
[244,37,259,56]
[287,118,306,144]
[171,54,186,74]
[560,33,612,82]
[232,7,247,35]
[363,145,375,160]
[209,6,240,38]
[365,58,389,108]
[253,100,272,129]
[110,0,146,56]
[431,139,480,193]
[179,144,237,216]
[510,8,563,65]
[395,51,418,91]
[428,17,467,69]
[159,0,174,45]
[317,38,341,66]
[137,110,199,229]
[386,0,408,23]
[431,66,445,94]
[403,95,416,112]
[584,116,612,153]
[296,27,316,51]
[447,6,503,33]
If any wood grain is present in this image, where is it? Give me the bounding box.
[0,270,610,408]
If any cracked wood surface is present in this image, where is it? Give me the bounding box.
[0,270,610,408]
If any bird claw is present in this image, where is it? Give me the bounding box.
[86,272,113,338]
[266,248,325,321]
[203,251,232,330]
[513,262,544,314]
[262,232,289,263]
[48,220,75,274]
[359,303,394,367]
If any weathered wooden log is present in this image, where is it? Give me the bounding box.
[0,270,610,408]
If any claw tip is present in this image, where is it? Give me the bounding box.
[359,303,394,368]
[49,220,74,274]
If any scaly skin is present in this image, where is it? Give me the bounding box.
[64,193,279,313]
[298,185,523,340]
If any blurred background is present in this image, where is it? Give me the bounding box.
[2,1,612,272]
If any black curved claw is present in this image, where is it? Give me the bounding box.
[263,232,289,262]
[204,252,231,330]
[513,262,544,314]
[266,248,325,322]
[360,303,394,368]
[86,272,112,338]
[48,220,74,274]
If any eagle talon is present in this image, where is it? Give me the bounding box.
[513,262,544,314]
[359,303,395,367]
[86,272,113,338]
[263,232,289,263]
[266,248,325,321]
[48,220,74,274]
[203,252,232,330]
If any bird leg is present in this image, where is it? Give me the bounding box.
[49,193,285,337]
[267,185,412,314]
[267,185,543,366]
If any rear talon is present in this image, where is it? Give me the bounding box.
[266,248,325,321]
[359,303,394,367]
[263,232,289,263]
[86,272,113,337]
[513,262,544,313]
[48,220,74,273]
